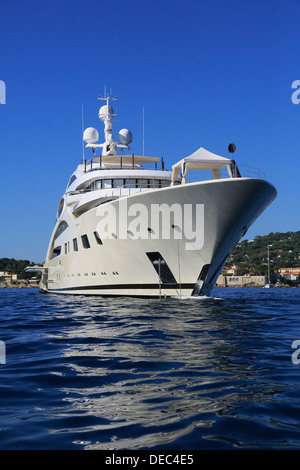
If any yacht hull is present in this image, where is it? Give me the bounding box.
[41,177,277,297]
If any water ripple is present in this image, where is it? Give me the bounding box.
[0,288,300,449]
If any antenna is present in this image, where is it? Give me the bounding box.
[81,102,85,163]
[143,106,145,156]
[83,91,131,157]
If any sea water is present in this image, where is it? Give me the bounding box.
[0,287,300,450]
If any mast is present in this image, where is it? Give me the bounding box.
[267,244,271,284]
[83,92,132,156]
[98,93,118,156]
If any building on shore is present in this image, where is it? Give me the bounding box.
[0,272,18,282]
[216,275,267,287]
[278,268,300,281]
[0,271,40,288]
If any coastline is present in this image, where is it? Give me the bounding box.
[1,280,40,289]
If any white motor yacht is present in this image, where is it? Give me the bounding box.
[29,94,277,297]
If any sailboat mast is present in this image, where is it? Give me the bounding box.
[267,244,270,284]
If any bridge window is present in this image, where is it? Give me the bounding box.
[113,179,124,188]
[67,175,77,188]
[103,180,112,189]
[137,179,149,188]
[124,179,136,188]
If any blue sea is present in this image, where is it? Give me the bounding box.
[0,287,300,451]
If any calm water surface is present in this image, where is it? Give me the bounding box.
[0,287,300,450]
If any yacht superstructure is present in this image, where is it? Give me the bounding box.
[30,94,277,297]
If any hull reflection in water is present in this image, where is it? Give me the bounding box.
[45,294,285,449]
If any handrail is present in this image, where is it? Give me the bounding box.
[84,156,166,172]
[238,165,266,180]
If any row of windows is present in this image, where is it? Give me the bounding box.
[52,231,102,258]
[87,178,171,191]
[52,223,182,259]
[72,232,102,252]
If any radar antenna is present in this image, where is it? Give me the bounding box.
[83,91,132,156]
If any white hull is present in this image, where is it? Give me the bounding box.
[40,177,276,297]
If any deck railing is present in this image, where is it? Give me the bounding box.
[84,156,166,172]
[238,165,266,180]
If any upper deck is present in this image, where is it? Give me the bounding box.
[58,94,267,220]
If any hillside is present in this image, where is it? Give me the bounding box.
[0,258,39,279]
[225,231,300,276]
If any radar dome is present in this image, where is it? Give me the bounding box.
[99,105,114,121]
[118,128,132,145]
[83,127,99,144]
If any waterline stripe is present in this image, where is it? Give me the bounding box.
[47,282,195,292]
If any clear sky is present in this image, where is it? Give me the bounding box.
[0,0,299,262]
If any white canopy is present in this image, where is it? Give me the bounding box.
[171,147,234,184]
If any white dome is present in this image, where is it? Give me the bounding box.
[118,128,132,145]
[99,105,114,121]
[83,127,99,144]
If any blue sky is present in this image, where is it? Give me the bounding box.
[0,0,299,262]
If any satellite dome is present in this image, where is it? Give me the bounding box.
[99,105,114,121]
[118,128,132,145]
[83,127,99,144]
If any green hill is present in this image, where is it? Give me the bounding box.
[0,258,40,279]
[225,231,300,277]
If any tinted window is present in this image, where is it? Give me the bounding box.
[73,238,78,251]
[67,175,77,188]
[93,231,103,245]
[113,179,124,188]
[137,179,149,188]
[51,246,61,259]
[125,179,136,188]
[103,180,112,189]
[81,234,90,249]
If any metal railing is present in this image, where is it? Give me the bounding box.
[237,165,266,180]
[83,155,167,172]
[186,164,266,183]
